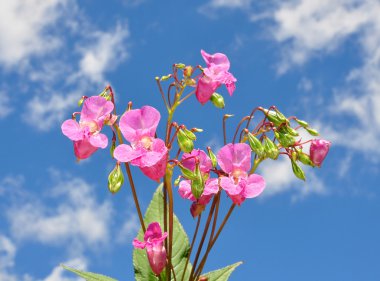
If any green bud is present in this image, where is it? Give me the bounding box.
[177,129,194,153]
[179,164,197,180]
[210,93,225,109]
[175,63,186,69]
[284,126,299,137]
[263,136,279,159]
[291,160,306,181]
[108,164,124,194]
[247,133,265,158]
[274,131,295,147]
[183,66,193,77]
[295,118,309,128]
[207,147,217,168]
[78,96,85,107]
[192,128,203,133]
[161,74,171,81]
[174,176,181,186]
[183,128,196,141]
[264,109,287,126]
[191,163,204,199]
[306,127,319,136]
[297,151,314,166]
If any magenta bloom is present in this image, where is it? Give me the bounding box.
[217,143,265,206]
[195,50,237,104]
[61,96,114,159]
[310,139,331,167]
[133,222,167,275]
[113,106,168,181]
[178,149,219,217]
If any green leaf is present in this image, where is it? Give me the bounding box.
[133,184,192,281]
[201,261,242,281]
[61,265,118,281]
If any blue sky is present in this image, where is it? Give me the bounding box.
[0,0,379,280]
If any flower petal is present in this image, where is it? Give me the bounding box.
[244,174,266,198]
[195,76,219,104]
[201,49,230,71]
[61,119,83,141]
[217,143,251,173]
[81,96,114,122]
[89,133,108,148]
[182,149,212,173]
[219,176,243,195]
[113,144,143,162]
[132,238,146,249]
[74,139,98,159]
[178,180,195,201]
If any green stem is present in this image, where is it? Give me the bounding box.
[250,158,263,174]
[164,166,174,281]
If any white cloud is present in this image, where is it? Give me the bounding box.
[116,213,140,244]
[0,0,68,68]
[7,174,113,254]
[297,77,313,92]
[0,91,13,119]
[0,235,17,281]
[198,0,252,17]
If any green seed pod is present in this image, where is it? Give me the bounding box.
[210,92,225,109]
[183,128,196,141]
[108,164,124,194]
[291,160,306,181]
[284,126,299,137]
[295,118,309,128]
[275,131,296,147]
[207,147,217,168]
[247,133,265,158]
[297,151,314,167]
[177,129,194,153]
[264,109,287,126]
[191,163,204,199]
[179,164,197,180]
[175,63,186,69]
[306,127,319,136]
[263,137,279,159]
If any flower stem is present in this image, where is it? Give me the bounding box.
[164,166,174,281]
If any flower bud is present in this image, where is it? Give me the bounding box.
[291,160,306,181]
[264,109,287,126]
[247,133,265,158]
[306,127,319,136]
[210,92,225,109]
[295,118,309,128]
[310,139,331,167]
[177,129,194,153]
[178,164,197,180]
[183,65,193,77]
[297,150,314,166]
[183,128,196,141]
[263,136,279,159]
[207,147,217,168]
[160,74,172,81]
[191,162,204,199]
[274,131,295,148]
[108,163,124,194]
[175,63,186,69]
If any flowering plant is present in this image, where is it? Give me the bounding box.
[61,50,330,281]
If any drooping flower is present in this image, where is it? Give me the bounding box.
[178,149,219,217]
[133,222,167,275]
[217,143,265,206]
[310,139,331,167]
[61,96,114,159]
[195,50,237,104]
[113,106,168,181]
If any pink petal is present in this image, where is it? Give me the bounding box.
[228,194,246,206]
[61,119,83,141]
[217,143,251,173]
[119,106,161,143]
[89,133,108,148]
[74,139,98,159]
[219,176,243,196]
[244,174,266,198]
[144,222,163,241]
[146,243,167,275]
[203,178,219,196]
[132,238,146,249]
[113,144,143,162]
[201,50,230,71]
[195,76,220,104]
[81,96,114,122]
[178,180,195,201]
[310,139,331,167]
[181,149,212,173]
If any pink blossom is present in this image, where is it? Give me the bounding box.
[61,96,114,160]
[133,222,167,275]
[217,143,265,206]
[113,106,168,181]
[310,139,331,167]
[195,50,237,104]
[178,149,218,217]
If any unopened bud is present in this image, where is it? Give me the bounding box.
[183,66,193,77]
[264,109,287,126]
[274,131,295,148]
[297,150,314,166]
[291,160,306,181]
[175,63,186,69]
[284,126,299,137]
[108,163,124,194]
[295,118,309,128]
[210,93,225,109]
[310,139,331,167]
[247,133,265,158]
[306,127,319,136]
[183,128,196,141]
[185,78,196,86]
[179,164,197,180]
[177,129,194,153]
[191,163,204,199]
[263,136,279,159]
[161,74,172,81]
[174,176,181,186]
[207,147,217,168]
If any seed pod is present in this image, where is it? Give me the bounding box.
[207,147,218,168]
[263,136,279,159]
[247,133,265,158]
[306,127,319,136]
[210,92,225,109]
[177,129,194,153]
[108,163,124,194]
[191,163,204,199]
[295,118,309,128]
[291,160,306,181]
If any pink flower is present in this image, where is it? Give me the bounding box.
[133,222,167,275]
[195,50,237,104]
[178,149,218,217]
[113,106,168,181]
[61,96,114,160]
[310,139,331,167]
[217,143,265,206]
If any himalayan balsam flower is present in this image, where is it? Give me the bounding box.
[310,139,331,167]
[195,50,237,104]
[133,222,167,275]
[178,149,219,217]
[61,96,114,160]
[217,143,265,206]
[113,106,168,181]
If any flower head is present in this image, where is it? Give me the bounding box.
[217,143,265,205]
[195,50,237,104]
[133,222,167,275]
[310,139,331,167]
[61,96,114,159]
[113,106,168,181]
